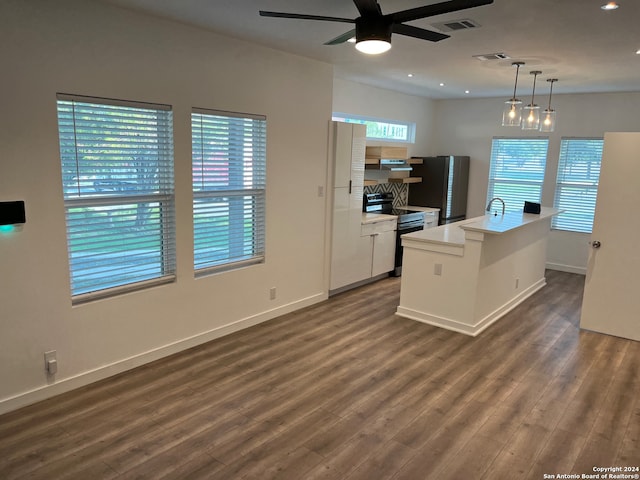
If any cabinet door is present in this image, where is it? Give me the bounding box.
[330,189,373,290]
[332,122,353,189]
[371,230,396,277]
[424,212,438,229]
[349,123,366,210]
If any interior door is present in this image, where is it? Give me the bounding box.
[580,132,640,341]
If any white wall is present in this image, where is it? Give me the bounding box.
[332,78,436,157]
[0,0,333,413]
[432,92,640,274]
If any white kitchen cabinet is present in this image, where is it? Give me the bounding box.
[370,228,396,277]
[330,188,372,289]
[361,217,397,278]
[329,121,367,291]
[424,211,438,229]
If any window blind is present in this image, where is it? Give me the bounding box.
[191,108,266,274]
[57,94,175,302]
[487,137,549,212]
[552,138,603,233]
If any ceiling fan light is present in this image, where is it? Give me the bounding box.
[354,17,392,55]
[355,39,391,54]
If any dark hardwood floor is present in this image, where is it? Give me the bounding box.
[1,270,639,479]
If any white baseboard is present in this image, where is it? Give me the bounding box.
[0,292,327,415]
[396,278,546,337]
[546,262,587,275]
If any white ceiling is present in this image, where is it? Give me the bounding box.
[102,0,640,99]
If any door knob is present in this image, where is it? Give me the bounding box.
[591,240,601,249]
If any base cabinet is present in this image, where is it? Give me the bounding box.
[362,218,397,279]
[371,230,396,277]
[424,211,438,228]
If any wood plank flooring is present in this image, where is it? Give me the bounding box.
[1,270,639,479]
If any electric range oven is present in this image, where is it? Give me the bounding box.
[363,192,425,276]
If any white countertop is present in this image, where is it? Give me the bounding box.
[361,205,440,225]
[460,207,561,234]
[361,212,398,225]
[400,205,441,213]
[402,219,466,246]
[402,207,561,246]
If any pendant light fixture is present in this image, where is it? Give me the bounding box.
[502,62,525,126]
[522,70,542,130]
[540,78,558,132]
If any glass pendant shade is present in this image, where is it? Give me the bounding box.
[502,99,523,126]
[522,105,541,130]
[540,109,556,132]
[522,70,542,130]
[501,62,525,127]
[540,79,558,132]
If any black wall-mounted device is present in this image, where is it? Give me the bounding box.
[0,201,26,225]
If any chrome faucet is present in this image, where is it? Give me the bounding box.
[486,197,505,216]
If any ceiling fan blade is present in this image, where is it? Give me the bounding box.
[390,0,493,24]
[325,29,357,45]
[259,11,355,24]
[352,0,382,17]
[392,24,449,42]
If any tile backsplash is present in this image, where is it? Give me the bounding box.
[363,183,408,208]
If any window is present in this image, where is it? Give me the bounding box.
[332,112,415,143]
[552,138,604,233]
[191,108,266,275]
[57,94,175,303]
[487,137,549,212]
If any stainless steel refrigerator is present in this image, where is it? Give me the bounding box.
[407,156,470,224]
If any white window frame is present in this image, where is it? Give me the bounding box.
[56,94,176,304]
[191,108,266,276]
[487,137,549,212]
[332,112,416,143]
[552,137,604,233]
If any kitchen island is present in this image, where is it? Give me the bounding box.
[396,207,561,336]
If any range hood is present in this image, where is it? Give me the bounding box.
[380,159,413,171]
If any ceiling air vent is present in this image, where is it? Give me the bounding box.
[473,52,511,61]
[431,18,480,32]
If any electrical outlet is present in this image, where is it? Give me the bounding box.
[317,186,324,197]
[434,263,442,276]
[269,287,277,300]
[515,278,520,289]
[44,350,57,375]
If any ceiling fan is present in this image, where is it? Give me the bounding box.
[259,0,494,54]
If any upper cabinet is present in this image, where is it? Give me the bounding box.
[333,122,366,197]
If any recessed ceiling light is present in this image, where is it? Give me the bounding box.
[465,90,470,94]
[636,49,640,54]
[439,82,445,87]
[601,2,619,10]
[408,73,413,78]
